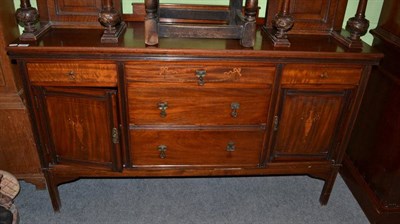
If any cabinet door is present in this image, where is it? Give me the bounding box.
[34,87,121,171]
[271,89,350,161]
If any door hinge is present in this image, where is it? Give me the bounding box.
[273,115,279,131]
[112,127,119,144]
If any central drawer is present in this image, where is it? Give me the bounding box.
[128,87,270,125]
[130,129,264,166]
[126,62,275,125]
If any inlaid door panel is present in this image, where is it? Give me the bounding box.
[34,87,121,171]
[271,89,350,161]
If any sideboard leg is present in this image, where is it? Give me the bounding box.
[319,167,340,205]
[44,170,61,212]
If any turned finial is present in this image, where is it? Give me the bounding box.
[346,0,369,41]
[244,0,258,22]
[264,0,293,47]
[98,0,126,43]
[99,0,122,32]
[15,0,40,35]
[273,0,294,39]
[332,0,369,48]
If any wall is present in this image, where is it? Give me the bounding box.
[13,0,383,45]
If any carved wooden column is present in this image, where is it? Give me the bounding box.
[144,0,159,46]
[15,0,49,41]
[332,0,369,48]
[98,0,127,43]
[264,0,294,47]
[241,0,258,47]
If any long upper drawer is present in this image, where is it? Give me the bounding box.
[26,61,117,87]
[130,129,263,167]
[125,61,275,87]
[282,64,362,85]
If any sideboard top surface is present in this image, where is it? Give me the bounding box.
[7,22,382,62]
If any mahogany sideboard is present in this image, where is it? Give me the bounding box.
[7,21,382,211]
[340,0,400,223]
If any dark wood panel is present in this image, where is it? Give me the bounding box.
[377,0,400,38]
[341,1,400,222]
[128,87,271,125]
[0,109,42,175]
[37,87,120,170]
[345,42,400,216]
[341,156,400,224]
[265,0,348,34]
[130,130,264,166]
[0,0,20,91]
[56,0,102,15]
[0,59,4,87]
[39,0,122,27]
[272,89,348,161]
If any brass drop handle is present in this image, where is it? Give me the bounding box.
[158,145,167,159]
[226,141,236,152]
[158,102,168,118]
[195,69,206,86]
[320,72,329,78]
[67,70,76,80]
[231,102,240,118]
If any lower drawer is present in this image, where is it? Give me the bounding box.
[130,129,264,167]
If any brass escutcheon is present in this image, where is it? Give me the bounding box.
[226,141,236,152]
[230,102,240,118]
[67,70,76,80]
[195,69,206,86]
